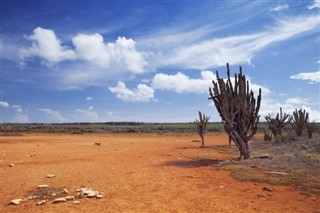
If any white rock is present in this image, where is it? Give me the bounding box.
[36,200,47,206]
[73,200,80,205]
[46,174,55,178]
[37,185,49,188]
[9,163,14,167]
[87,192,96,198]
[52,198,67,204]
[62,188,68,194]
[76,187,88,192]
[96,194,104,199]
[10,199,22,205]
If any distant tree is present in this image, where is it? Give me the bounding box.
[194,111,210,148]
[209,63,261,159]
[291,108,308,137]
[265,107,291,138]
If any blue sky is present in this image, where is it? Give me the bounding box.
[1,0,319,123]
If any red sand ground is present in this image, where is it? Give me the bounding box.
[1,133,319,213]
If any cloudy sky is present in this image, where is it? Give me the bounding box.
[1,0,320,123]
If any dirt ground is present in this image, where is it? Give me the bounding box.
[1,133,319,213]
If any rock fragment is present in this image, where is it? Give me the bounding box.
[9,163,14,167]
[36,200,47,206]
[9,199,22,205]
[46,174,55,178]
[37,185,49,188]
[96,194,104,199]
[73,200,80,204]
[263,186,273,192]
[52,198,67,204]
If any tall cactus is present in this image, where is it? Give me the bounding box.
[209,63,261,159]
[292,108,308,137]
[194,111,210,148]
[265,107,291,138]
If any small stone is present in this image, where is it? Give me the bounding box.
[87,192,96,198]
[36,200,47,206]
[46,174,55,178]
[37,185,49,188]
[263,186,273,192]
[312,197,316,201]
[62,188,68,194]
[73,200,80,205]
[9,163,14,167]
[219,185,224,188]
[9,199,22,205]
[250,165,257,168]
[65,196,75,201]
[51,192,56,197]
[52,198,67,204]
[27,195,39,200]
[96,194,103,199]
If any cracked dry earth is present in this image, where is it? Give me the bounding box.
[1,133,319,213]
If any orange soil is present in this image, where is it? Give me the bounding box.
[0,133,319,213]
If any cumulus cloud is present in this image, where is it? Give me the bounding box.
[109,81,154,102]
[86,96,93,101]
[0,101,10,107]
[307,0,320,9]
[152,71,215,93]
[19,27,76,64]
[260,97,320,122]
[152,70,270,97]
[269,4,289,12]
[20,27,147,74]
[38,108,67,122]
[290,71,320,84]
[75,106,101,122]
[12,105,23,113]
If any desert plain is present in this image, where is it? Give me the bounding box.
[1,133,319,213]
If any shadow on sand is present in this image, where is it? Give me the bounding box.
[160,158,223,168]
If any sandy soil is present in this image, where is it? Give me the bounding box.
[0,133,319,213]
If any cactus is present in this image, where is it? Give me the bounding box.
[194,111,210,147]
[209,63,261,159]
[265,107,291,138]
[291,108,308,137]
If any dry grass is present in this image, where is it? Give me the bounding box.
[215,134,320,195]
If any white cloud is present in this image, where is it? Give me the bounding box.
[290,71,320,84]
[12,113,29,123]
[72,33,112,68]
[269,4,289,12]
[20,28,147,74]
[19,27,76,64]
[12,105,23,113]
[152,71,215,93]
[38,108,67,122]
[75,107,101,122]
[109,81,154,102]
[146,14,320,69]
[86,96,93,101]
[260,97,320,122]
[152,70,270,97]
[307,0,320,9]
[0,101,10,107]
